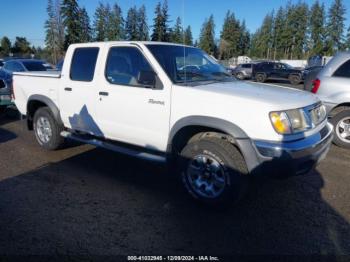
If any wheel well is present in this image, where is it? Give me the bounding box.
[27,100,48,130]
[329,103,350,117]
[170,125,236,155]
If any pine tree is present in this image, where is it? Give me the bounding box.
[151,1,170,42]
[326,0,346,53]
[161,0,170,41]
[138,5,149,41]
[281,2,295,59]
[184,26,193,46]
[61,0,83,49]
[78,7,92,42]
[259,12,274,59]
[310,1,326,55]
[171,17,183,43]
[45,0,64,64]
[345,26,350,50]
[219,11,240,59]
[272,7,285,59]
[12,37,31,55]
[199,15,216,56]
[45,0,58,62]
[93,2,108,41]
[125,6,139,40]
[107,3,124,40]
[238,20,250,56]
[292,3,309,59]
[1,37,11,56]
[151,2,162,41]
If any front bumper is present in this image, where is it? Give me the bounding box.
[237,123,333,178]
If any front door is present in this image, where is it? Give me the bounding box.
[96,45,171,152]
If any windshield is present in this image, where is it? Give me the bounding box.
[283,63,294,69]
[22,61,47,71]
[146,44,233,84]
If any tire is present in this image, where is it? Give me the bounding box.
[289,74,301,85]
[178,136,248,205]
[330,109,350,149]
[235,72,244,80]
[255,73,266,83]
[33,107,64,150]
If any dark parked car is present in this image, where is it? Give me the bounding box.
[253,61,303,85]
[232,63,254,80]
[0,69,13,113]
[2,59,49,74]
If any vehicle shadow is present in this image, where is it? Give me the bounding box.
[0,107,21,126]
[0,147,349,256]
[0,127,17,143]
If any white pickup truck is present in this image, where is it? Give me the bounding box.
[13,42,333,205]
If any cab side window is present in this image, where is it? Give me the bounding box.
[70,47,99,82]
[105,47,154,87]
[333,60,350,78]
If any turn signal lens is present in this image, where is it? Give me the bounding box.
[270,112,291,134]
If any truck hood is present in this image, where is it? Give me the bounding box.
[188,80,319,110]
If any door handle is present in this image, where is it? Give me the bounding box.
[99,91,109,96]
[64,87,72,91]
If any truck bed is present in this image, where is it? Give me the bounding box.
[13,71,61,116]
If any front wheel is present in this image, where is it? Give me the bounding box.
[178,136,248,205]
[33,107,64,150]
[331,109,350,149]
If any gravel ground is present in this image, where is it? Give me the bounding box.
[0,103,350,259]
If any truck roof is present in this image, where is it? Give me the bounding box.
[68,41,195,48]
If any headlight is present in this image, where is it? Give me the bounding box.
[270,104,326,135]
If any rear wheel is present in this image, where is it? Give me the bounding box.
[178,136,248,205]
[289,74,301,85]
[331,109,350,149]
[255,73,266,83]
[33,107,64,150]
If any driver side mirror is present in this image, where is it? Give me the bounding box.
[137,70,163,90]
[138,70,156,88]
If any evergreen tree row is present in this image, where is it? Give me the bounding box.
[2,0,350,63]
[250,0,349,59]
[42,0,194,64]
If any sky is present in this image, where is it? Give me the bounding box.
[0,0,350,47]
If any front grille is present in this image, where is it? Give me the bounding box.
[0,80,5,89]
[309,104,326,126]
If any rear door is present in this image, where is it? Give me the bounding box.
[95,44,171,151]
[59,47,103,136]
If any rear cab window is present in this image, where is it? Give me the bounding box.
[70,47,99,82]
[333,59,350,78]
